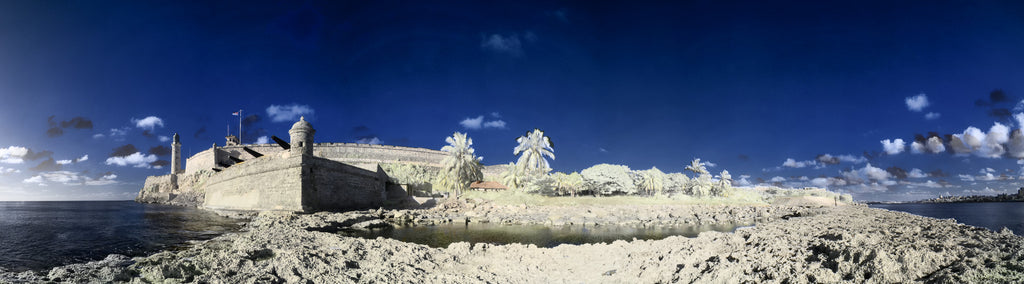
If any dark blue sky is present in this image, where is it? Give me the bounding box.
[2,1,1024,201]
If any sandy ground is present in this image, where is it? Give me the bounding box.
[2,202,1023,283]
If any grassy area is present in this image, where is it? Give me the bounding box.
[461,188,770,207]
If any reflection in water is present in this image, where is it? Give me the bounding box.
[0,201,242,272]
[346,222,749,248]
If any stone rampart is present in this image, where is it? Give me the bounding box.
[306,157,387,211]
[203,154,305,211]
[184,149,217,175]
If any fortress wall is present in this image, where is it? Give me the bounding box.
[306,157,386,211]
[313,143,447,166]
[203,154,305,211]
[185,149,216,175]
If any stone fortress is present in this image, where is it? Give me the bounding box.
[136,117,450,212]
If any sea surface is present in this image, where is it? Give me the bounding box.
[870,202,1024,235]
[0,201,242,272]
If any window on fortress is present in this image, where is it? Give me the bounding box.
[299,142,304,147]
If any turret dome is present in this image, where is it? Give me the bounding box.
[291,116,313,131]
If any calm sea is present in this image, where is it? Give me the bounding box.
[0,201,242,272]
[870,202,1024,236]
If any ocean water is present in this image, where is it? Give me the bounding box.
[870,202,1024,235]
[345,221,751,248]
[0,201,242,272]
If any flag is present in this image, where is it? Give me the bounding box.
[232,111,239,116]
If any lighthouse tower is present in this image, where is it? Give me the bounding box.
[171,133,182,174]
[288,116,315,156]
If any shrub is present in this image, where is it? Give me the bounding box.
[581,164,637,195]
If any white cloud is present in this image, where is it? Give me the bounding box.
[599,147,608,153]
[92,133,105,139]
[958,174,976,182]
[481,34,524,56]
[0,167,19,175]
[355,137,382,145]
[735,177,752,186]
[0,146,29,164]
[704,161,717,168]
[836,154,867,164]
[56,159,72,165]
[910,141,926,154]
[1010,129,1024,158]
[842,163,892,184]
[460,116,484,129]
[460,115,506,130]
[782,158,816,168]
[132,116,164,130]
[491,112,501,118]
[22,175,45,186]
[905,93,930,112]
[158,136,170,142]
[104,152,158,168]
[908,168,928,178]
[881,139,906,155]
[769,176,786,182]
[22,171,117,186]
[483,120,507,129]
[255,136,270,144]
[84,173,117,186]
[926,136,946,153]
[924,112,940,120]
[266,104,315,122]
[75,155,88,163]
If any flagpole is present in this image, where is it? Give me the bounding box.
[238,109,243,143]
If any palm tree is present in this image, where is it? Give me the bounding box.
[714,170,733,196]
[436,132,483,197]
[684,158,708,175]
[514,129,555,172]
[640,167,666,196]
[500,162,527,191]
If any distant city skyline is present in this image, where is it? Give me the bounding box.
[2,1,1024,201]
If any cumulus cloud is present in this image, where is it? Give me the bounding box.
[925,112,941,120]
[132,116,164,131]
[255,136,270,144]
[908,168,928,178]
[460,115,506,130]
[881,139,906,155]
[905,93,930,112]
[842,163,892,185]
[105,152,158,168]
[910,141,926,154]
[0,146,29,164]
[266,104,314,122]
[1009,129,1024,158]
[159,136,170,142]
[460,116,484,129]
[782,158,816,168]
[481,33,524,56]
[56,159,72,165]
[948,123,1011,158]
[926,136,946,153]
[148,146,171,156]
[483,120,507,129]
[110,144,139,158]
[769,176,786,182]
[22,175,45,185]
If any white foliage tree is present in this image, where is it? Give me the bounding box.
[436,132,483,197]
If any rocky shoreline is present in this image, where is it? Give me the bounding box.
[3,202,1023,283]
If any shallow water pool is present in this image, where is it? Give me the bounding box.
[344,221,751,248]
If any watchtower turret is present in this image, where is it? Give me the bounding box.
[171,133,182,174]
[288,116,315,156]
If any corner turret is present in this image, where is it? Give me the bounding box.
[289,116,315,156]
[171,133,182,174]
